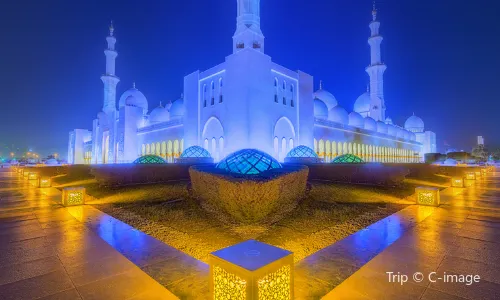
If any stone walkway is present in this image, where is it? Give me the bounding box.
[324,170,500,300]
[0,169,177,300]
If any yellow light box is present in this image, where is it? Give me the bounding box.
[465,172,476,180]
[415,186,440,206]
[39,177,51,188]
[209,240,294,299]
[28,172,39,180]
[451,177,464,188]
[62,187,86,206]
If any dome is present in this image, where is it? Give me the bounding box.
[405,115,425,133]
[364,117,377,131]
[119,85,148,115]
[354,92,371,115]
[148,104,170,124]
[387,124,397,136]
[332,154,365,164]
[313,88,338,110]
[443,158,458,166]
[377,121,388,134]
[180,146,212,158]
[348,112,364,128]
[133,155,166,164]
[216,149,282,175]
[169,98,184,118]
[385,117,393,125]
[314,99,328,119]
[45,158,58,165]
[286,145,318,158]
[328,106,349,124]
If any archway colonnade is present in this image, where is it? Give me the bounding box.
[141,139,184,163]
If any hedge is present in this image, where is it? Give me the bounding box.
[91,164,193,186]
[189,165,309,224]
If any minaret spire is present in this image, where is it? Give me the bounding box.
[366,2,387,121]
[101,22,120,113]
[233,0,265,53]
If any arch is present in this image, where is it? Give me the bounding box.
[161,142,166,158]
[273,117,295,151]
[150,143,155,154]
[280,137,287,161]
[332,141,337,157]
[219,137,224,159]
[211,138,217,160]
[314,139,318,153]
[167,141,173,162]
[203,117,224,140]
[173,140,180,157]
[343,142,348,154]
[141,144,145,156]
[156,142,161,156]
[319,139,325,158]
[325,140,331,161]
[348,143,353,154]
[203,138,209,151]
[338,141,343,155]
[289,138,294,152]
[146,144,150,155]
[180,139,184,152]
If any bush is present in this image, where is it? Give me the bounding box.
[91,164,192,186]
[189,165,309,224]
[306,163,408,186]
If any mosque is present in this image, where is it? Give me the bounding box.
[68,0,436,165]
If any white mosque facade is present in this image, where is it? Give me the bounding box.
[68,0,437,165]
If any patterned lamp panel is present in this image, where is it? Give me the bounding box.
[39,177,52,188]
[465,172,476,180]
[62,187,86,206]
[209,240,293,299]
[415,187,440,206]
[451,177,464,188]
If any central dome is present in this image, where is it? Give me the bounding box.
[119,85,148,115]
[216,149,282,175]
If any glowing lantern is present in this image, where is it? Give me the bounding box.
[481,168,488,175]
[465,172,476,180]
[451,177,464,188]
[18,168,23,174]
[464,179,474,187]
[28,172,39,180]
[23,171,30,179]
[475,171,481,178]
[62,187,86,206]
[415,186,440,206]
[209,240,294,299]
[39,177,51,188]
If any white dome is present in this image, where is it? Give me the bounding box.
[348,112,364,128]
[405,115,425,133]
[328,106,349,124]
[45,158,59,165]
[377,121,388,134]
[387,124,397,136]
[364,117,377,131]
[314,99,328,119]
[314,88,338,110]
[385,117,393,125]
[443,158,458,166]
[148,104,170,124]
[169,98,184,118]
[354,92,371,114]
[119,85,148,115]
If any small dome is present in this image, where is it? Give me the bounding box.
[180,146,212,158]
[314,99,329,119]
[332,154,365,164]
[216,149,282,175]
[328,106,349,124]
[169,98,184,118]
[387,124,397,136]
[287,145,318,158]
[354,92,371,115]
[119,85,148,115]
[45,158,59,165]
[443,158,458,166]
[405,115,425,133]
[133,155,166,164]
[148,104,170,124]
[364,117,377,131]
[377,121,388,134]
[385,117,393,125]
[348,112,364,128]
[313,88,338,110]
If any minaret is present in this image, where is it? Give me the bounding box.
[101,22,120,114]
[233,0,265,53]
[366,2,387,121]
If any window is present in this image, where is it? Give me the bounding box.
[219,78,223,103]
[283,96,286,105]
[274,78,279,103]
[290,85,294,107]
[282,81,286,105]
[211,81,215,105]
[203,84,207,107]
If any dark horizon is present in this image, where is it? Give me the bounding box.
[1,0,499,159]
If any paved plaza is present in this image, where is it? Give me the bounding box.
[1,168,500,299]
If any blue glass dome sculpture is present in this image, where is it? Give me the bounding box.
[180,146,212,158]
[133,155,166,164]
[216,149,282,175]
[286,145,318,158]
[331,154,365,164]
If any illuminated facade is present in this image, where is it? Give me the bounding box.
[68,1,436,165]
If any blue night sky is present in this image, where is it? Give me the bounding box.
[1,0,499,157]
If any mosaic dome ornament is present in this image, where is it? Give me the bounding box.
[133,155,166,164]
[216,149,282,175]
[331,154,365,164]
[286,145,318,158]
[180,146,212,158]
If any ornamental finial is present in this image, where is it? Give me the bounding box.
[159,101,163,108]
[319,80,323,90]
[372,1,377,21]
[109,20,114,36]
[132,82,136,89]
